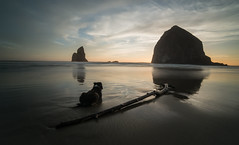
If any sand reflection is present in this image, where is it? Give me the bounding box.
[152,67,209,95]
[72,64,86,84]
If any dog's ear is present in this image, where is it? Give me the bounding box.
[98,82,103,89]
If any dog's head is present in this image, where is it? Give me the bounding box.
[93,82,103,90]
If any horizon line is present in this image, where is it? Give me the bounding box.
[0,59,237,66]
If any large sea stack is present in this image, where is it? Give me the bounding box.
[72,46,88,62]
[151,25,225,65]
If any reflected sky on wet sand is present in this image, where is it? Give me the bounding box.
[0,61,239,145]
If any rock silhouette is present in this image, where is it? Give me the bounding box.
[72,46,88,62]
[151,25,226,65]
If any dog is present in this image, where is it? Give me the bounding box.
[79,82,103,106]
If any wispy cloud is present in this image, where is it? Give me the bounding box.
[0,0,239,63]
[75,0,239,62]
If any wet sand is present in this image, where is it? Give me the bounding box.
[0,61,239,145]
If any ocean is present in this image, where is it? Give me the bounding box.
[0,61,239,145]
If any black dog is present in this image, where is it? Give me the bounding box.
[79,82,103,106]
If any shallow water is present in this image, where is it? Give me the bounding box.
[0,61,239,145]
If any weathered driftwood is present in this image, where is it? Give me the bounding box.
[55,84,169,129]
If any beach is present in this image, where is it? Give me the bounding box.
[0,61,239,145]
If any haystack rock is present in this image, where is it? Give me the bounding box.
[151,25,226,65]
[72,46,88,62]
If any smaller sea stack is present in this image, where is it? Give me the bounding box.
[72,46,88,62]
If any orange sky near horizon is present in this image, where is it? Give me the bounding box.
[1,0,238,66]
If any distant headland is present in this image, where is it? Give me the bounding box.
[107,61,119,63]
[152,25,227,66]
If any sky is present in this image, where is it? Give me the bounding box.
[0,0,239,65]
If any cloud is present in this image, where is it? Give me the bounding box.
[0,0,239,63]
[78,0,239,61]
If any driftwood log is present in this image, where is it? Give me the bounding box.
[55,84,169,129]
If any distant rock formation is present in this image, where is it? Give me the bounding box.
[72,46,88,62]
[107,61,119,63]
[151,25,226,65]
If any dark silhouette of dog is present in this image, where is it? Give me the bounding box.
[79,82,103,106]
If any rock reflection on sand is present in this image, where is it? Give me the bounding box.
[152,67,209,95]
[72,64,85,84]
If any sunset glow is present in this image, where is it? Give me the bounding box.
[1,0,239,65]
